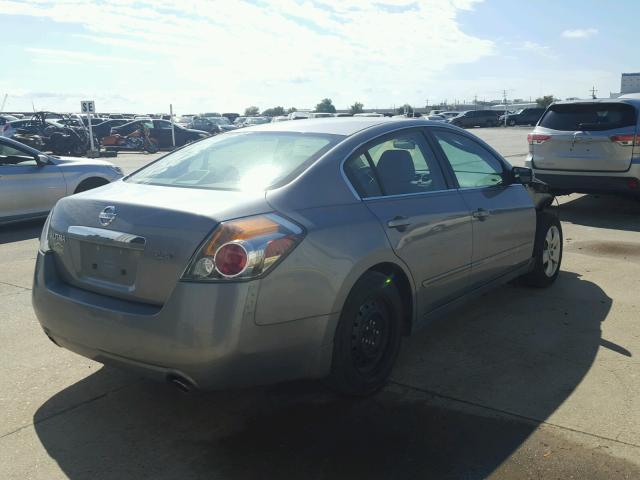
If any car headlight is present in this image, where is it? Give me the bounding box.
[39,209,54,253]
[182,214,305,282]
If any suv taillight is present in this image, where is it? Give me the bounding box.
[610,134,639,146]
[527,134,551,145]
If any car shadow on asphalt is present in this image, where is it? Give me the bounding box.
[0,219,44,245]
[33,270,615,479]
[558,194,640,232]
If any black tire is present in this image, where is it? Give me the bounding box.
[144,139,159,153]
[522,211,562,287]
[328,271,404,396]
[74,177,109,194]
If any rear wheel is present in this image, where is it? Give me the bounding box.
[328,271,404,396]
[522,212,562,287]
[144,139,159,153]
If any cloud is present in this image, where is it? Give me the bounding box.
[517,41,557,59]
[0,0,494,112]
[562,28,598,39]
[25,47,150,65]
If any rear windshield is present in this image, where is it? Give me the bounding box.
[126,131,341,191]
[539,103,637,131]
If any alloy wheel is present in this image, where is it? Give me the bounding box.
[542,225,561,277]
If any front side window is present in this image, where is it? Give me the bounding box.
[127,131,340,191]
[344,131,447,197]
[432,130,504,188]
[0,142,37,166]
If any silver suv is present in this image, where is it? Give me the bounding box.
[33,118,562,396]
[525,98,640,196]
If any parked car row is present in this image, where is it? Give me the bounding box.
[0,136,123,225]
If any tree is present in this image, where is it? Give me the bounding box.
[397,104,413,115]
[315,98,336,113]
[350,102,364,114]
[536,95,556,108]
[244,106,260,116]
[287,107,297,114]
[262,106,285,117]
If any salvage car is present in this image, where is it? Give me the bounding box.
[111,119,208,148]
[525,98,640,197]
[0,136,122,224]
[33,118,562,396]
[500,108,545,127]
[448,110,501,128]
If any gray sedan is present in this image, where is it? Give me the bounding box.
[32,118,562,395]
[0,136,123,225]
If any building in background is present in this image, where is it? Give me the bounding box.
[610,72,640,98]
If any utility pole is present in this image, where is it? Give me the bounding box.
[474,95,478,110]
[502,89,508,127]
[0,94,7,112]
[590,86,598,99]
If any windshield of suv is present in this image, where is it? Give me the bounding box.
[539,103,637,131]
[127,131,341,191]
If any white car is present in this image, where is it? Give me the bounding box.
[0,136,123,224]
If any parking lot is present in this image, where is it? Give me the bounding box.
[1,127,639,479]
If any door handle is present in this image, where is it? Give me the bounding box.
[472,208,490,220]
[387,216,411,230]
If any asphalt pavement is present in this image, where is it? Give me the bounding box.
[1,127,639,479]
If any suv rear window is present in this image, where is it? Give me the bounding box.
[539,103,637,131]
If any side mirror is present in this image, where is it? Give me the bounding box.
[512,166,533,184]
[36,154,50,166]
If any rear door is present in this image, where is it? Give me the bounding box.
[153,120,174,148]
[344,129,473,315]
[532,102,638,172]
[429,128,536,287]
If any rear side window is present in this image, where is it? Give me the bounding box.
[540,103,637,131]
[344,131,448,197]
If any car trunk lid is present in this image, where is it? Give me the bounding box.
[49,181,270,305]
[531,102,638,172]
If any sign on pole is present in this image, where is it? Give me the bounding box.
[81,100,96,153]
[170,103,176,148]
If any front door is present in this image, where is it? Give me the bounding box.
[0,141,66,220]
[343,129,473,317]
[429,129,536,288]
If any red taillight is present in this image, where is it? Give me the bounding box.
[182,214,305,282]
[610,134,639,146]
[628,178,639,189]
[214,242,248,277]
[528,134,551,145]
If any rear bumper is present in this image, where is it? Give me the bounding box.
[532,173,640,195]
[32,252,335,390]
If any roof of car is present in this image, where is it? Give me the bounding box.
[553,97,640,107]
[237,117,450,137]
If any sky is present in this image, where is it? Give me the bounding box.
[0,0,638,114]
